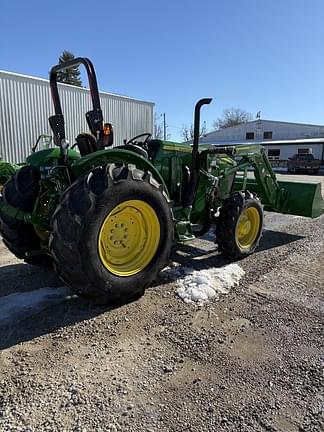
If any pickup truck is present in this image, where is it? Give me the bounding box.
[287,154,321,174]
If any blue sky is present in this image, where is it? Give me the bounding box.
[1,0,324,140]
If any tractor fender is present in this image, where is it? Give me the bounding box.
[70,148,170,197]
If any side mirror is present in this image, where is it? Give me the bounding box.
[32,134,52,152]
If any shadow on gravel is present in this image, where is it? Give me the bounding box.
[257,229,304,253]
[0,263,62,296]
[151,228,304,289]
[0,296,109,351]
[0,263,112,351]
[170,244,230,269]
[0,228,303,350]
[168,229,304,266]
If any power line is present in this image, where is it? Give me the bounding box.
[166,124,183,130]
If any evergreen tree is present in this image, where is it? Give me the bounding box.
[57,50,82,87]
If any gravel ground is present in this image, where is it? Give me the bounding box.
[0,177,323,431]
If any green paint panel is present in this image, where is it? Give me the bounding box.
[27,148,80,168]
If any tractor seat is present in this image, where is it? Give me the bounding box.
[114,144,148,159]
[147,139,162,161]
[75,133,98,156]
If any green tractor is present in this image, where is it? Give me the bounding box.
[0,57,323,304]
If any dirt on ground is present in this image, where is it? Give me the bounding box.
[0,176,323,432]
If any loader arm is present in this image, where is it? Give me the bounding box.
[232,145,323,218]
[202,144,323,218]
[237,146,287,211]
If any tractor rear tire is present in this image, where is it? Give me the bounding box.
[49,164,173,305]
[0,165,52,267]
[216,191,263,258]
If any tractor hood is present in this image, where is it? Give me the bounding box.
[27,148,80,169]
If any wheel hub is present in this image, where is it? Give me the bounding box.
[237,216,252,236]
[98,200,160,276]
[235,207,260,249]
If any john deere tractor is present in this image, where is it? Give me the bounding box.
[0,57,323,304]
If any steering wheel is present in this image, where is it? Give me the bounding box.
[126,133,152,148]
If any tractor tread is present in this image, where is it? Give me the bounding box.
[49,164,173,305]
[0,165,52,267]
[216,191,263,258]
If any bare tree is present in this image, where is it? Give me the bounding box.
[213,108,252,130]
[181,121,207,142]
[181,124,192,142]
[154,113,171,140]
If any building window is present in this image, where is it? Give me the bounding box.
[263,131,272,139]
[298,148,311,154]
[246,132,254,140]
[268,149,280,160]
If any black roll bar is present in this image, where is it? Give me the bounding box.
[48,57,103,155]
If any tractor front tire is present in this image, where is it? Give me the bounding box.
[0,165,52,267]
[216,191,263,258]
[49,164,173,305]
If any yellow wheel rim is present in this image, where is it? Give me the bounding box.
[98,200,160,277]
[235,207,260,249]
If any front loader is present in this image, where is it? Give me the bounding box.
[0,57,323,304]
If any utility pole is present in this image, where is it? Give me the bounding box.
[163,113,166,141]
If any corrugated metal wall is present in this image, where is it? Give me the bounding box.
[0,70,154,163]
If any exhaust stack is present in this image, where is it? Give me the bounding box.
[182,98,212,208]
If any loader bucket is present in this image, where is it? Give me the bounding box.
[234,178,324,218]
[276,180,324,218]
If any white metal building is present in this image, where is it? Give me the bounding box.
[199,119,324,165]
[0,70,154,164]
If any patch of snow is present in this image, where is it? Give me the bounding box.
[0,286,72,327]
[162,263,245,304]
